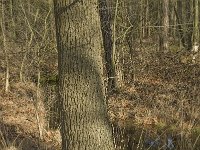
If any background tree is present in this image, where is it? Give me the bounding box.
[163,0,169,53]
[98,0,116,93]
[0,0,200,149]
[1,0,10,92]
[193,0,199,46]
[175,0,193,51]
[53,0,115,149]
[192,0,199,63]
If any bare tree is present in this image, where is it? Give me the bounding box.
[175,0,193,51]
[192,0,199,63]
[98,0,116,93]
[1,0,10,92]
[163,0,169,52]
[53,0,115,149]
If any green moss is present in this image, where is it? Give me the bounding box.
[40,74,58,85]
[125,119,137,129]
[192,127,200,134]
[155,122,167,131]
[168,125,177,132]
[169,45,180,53]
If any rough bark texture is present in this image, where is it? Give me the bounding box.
[53,0,115,150]
[98,0,116,93]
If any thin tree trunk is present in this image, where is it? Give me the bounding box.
[1,0,10,92]
[19,4,39,82]
[192,0,199,63]
[176,0,193,50]
[140,0,144,41]
[53,0,115,149]
[193,0,199,46]
[10,0,16,39]
[35,67,43,140]
[145,0,150,37]
[184,0,193,51]
[176,0,186,48]
[163,0,169,52]
[113,0,122,88]
[98,0,116,93]
[170,0,176,37]
[158,0,163,52]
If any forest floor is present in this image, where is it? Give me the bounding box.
[108,50,200,149]
[0,82,61,150]
[0,52,200,150]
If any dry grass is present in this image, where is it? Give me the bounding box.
[0,62,199,149]
[107,42,200,149]
[0,82,60,150]
[0,43,199,150]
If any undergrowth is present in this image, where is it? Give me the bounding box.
[0,43,199,150]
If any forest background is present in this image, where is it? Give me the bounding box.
[0,0,200,150]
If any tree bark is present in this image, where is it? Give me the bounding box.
[184,0,193,51]
[1,0,10,92]
[163,0,169,52]
[193,0,199,45]
[176,0,193,50]
[53,0,115,150]
[98,0,116,93]
[176,0,186,48]
[192,0,199,63]
[159,0,169,53]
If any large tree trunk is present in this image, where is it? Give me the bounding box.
[53,0,115,150]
